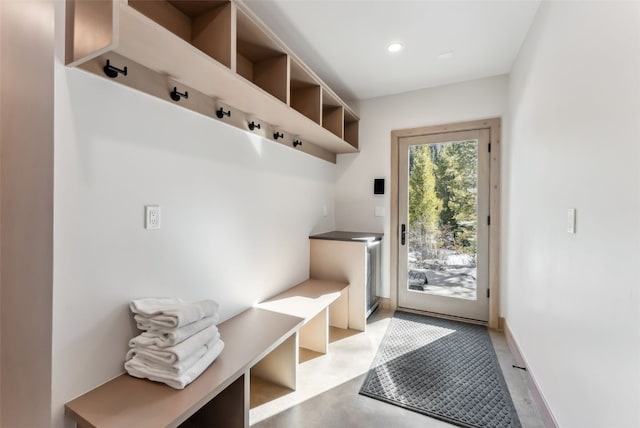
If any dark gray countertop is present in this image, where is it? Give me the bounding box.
[309,231,383,242]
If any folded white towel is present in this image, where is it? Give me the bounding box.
[135,312,220,333]
[125,339,225,389]
[130,298,219,329]
[127,324,219,366]
[134,316,218,347]
[127,336,220,375]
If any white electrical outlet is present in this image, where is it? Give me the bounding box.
[145,205,161,229]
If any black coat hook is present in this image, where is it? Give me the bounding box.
[274,132,284,140]
[103,59,127,78]
[216,107,231,119]
[170,87,188,102]
[248,121,261,131]
[293,140,303,148]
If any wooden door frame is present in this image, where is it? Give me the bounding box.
[390,118,501,329]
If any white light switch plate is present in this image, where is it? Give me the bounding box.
[145,205,161,229]
[567,208,576,234]
[375,206,385,217]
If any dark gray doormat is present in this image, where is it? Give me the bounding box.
[359,312,521,428]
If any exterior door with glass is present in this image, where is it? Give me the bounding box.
[397,129,490,322]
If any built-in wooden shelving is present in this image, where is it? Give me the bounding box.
[66,0,359,163]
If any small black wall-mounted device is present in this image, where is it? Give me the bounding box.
[374,178,385,195]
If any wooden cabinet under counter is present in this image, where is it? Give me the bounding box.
[309,231,383,332]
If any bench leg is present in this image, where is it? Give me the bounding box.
[329,288,349,329]
[299,308,328,354]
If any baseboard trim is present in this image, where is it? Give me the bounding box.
[503,320,559,428]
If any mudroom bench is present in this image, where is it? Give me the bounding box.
[65,307,303,428]
[65,279,349,428]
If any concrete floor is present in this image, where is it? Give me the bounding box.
[250,308,543,428]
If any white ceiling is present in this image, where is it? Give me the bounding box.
[244,0,541,102]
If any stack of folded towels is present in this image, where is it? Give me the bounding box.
[124,297,224,390]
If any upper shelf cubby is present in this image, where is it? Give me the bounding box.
[235,8,289,104]
[289,59,322,125]
[344,110,359,150]
[322,89,344,140]
[66,0,359,162]
[129,0,234,69]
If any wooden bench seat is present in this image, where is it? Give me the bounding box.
[255,279,349,355]
[65,307,304,428]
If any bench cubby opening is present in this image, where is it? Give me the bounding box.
[129,0,234,69]
[179,374,246,428]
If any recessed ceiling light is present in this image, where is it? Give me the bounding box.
[387,43,403,53]
[437,51,454,60]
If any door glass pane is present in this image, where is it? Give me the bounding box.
[407,139,478,300]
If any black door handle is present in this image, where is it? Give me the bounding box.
[401,224,406,245]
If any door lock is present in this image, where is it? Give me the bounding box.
[401,224,406,245]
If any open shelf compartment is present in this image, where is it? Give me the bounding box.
[235,8,289,104]
[322,89,344,139]
[343,109,359,150]
[289,59,322,125]
[128,0,234,69]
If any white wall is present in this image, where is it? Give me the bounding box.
[52,46,336,428]
[505,1,640,426]
[335,75,508,299]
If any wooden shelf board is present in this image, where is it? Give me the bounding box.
[115,4,357,154]
[128,0,191,42]
[290,59,318,87]
[255,279,348,324]
[290,80,316,91]
[236,8,283,60]
[237,39,283,63]
[249,374,294,409]
[344,109,358,122]
[322,87,342,108]
[168,0,229,19]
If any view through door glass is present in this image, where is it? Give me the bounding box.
[398,129,489,322]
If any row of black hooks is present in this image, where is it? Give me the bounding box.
[103,59,303,149]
